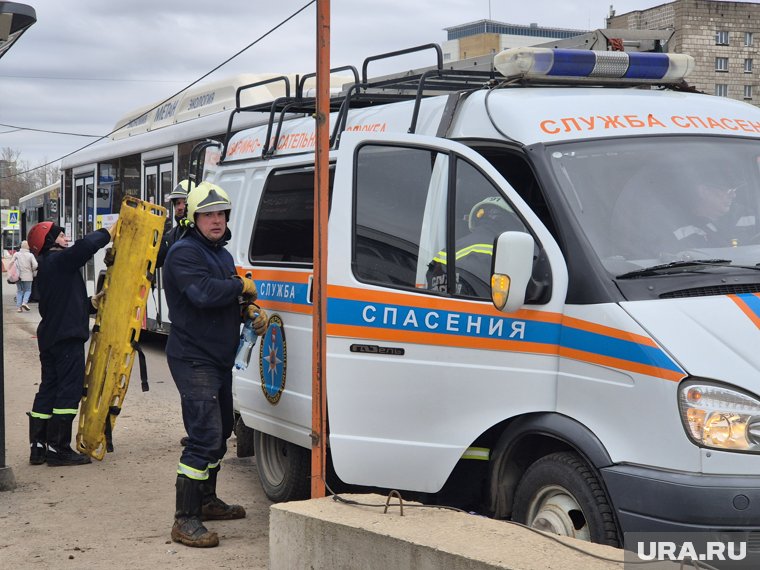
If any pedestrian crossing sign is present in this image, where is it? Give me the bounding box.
[7,210,19,229]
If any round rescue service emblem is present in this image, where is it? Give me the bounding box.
[259,314,286,405]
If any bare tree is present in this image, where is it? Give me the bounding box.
[0,147,60,206]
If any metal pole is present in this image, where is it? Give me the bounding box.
[0,1,37,493]
[311,0,329,499]
[0,252,13,491]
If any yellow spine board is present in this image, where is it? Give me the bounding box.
[76,197,166,460]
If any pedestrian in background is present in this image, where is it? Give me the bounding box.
[10,240,37,312]
[26,221,113,467]
[163,181,267,548]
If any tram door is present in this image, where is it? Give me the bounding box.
[74,174,96,283]
[144,159,174,331]
[144,160,173,207]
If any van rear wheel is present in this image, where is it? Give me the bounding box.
[253,430,310,502]
[512,451,620,546]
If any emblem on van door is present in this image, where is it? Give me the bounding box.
[259,314,287,405]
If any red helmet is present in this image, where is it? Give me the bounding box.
[28,221,55,255]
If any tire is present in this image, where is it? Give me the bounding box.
[253,430,310,502]
[234,414,254,458]
[512,451,620,546]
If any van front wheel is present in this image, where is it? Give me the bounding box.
[511,451,620,546]
[253,430,310,502]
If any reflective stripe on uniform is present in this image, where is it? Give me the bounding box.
[177,462,209,480]
[454,243,493,260]
[207,460,220,470]
[30,411,52,419]
[52,408,78,415]
[434,243,493,265]
[461,447,490,461]
[737,215,756,227]
[673,225,707,241]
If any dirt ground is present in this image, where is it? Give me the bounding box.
[0,280,272,570]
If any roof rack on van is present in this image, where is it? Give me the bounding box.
[218,42,695,162]
[219,43,497,162]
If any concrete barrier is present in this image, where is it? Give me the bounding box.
[270,493,624,569]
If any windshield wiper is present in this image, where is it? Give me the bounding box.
[615,259,760,279]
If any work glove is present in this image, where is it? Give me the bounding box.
[245,303,268,336]
[91,290,105,311]
[234,275,258,302]
[103,247,115,267]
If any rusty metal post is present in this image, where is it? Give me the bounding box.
[311,0,330,499]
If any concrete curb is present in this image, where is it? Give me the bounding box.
[270,494,624,569]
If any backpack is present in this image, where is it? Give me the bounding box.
[6,258,20,284]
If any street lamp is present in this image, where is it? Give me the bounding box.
[0,2,36,61]
[0,1,36,492]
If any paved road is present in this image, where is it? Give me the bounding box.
[0,279,271,569]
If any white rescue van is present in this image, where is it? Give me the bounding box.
[208,46,760,547]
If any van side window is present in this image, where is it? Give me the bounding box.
[354,145,448,287]
[249,166,334,266]
[476,148,558,240]
[448,159,528,298]
[353,144,533,301]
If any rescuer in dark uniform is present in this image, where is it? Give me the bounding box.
[163,181,267,548]
[26,221,113,466]
[156,179,193,268]
[427,196,524,298]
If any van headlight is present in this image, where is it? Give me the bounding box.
[678,380,760,452]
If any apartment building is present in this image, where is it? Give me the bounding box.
[608,0,760,105]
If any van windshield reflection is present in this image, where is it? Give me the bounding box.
[547,136,760,277]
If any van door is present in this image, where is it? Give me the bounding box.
[232,161,335,452]
[326,132,568,492]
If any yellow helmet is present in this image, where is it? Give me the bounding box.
[186,181,232,221]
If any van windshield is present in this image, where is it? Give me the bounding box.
[546,136,760,277]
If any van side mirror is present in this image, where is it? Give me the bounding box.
[491,231,535,313]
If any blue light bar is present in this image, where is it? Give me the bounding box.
[494,47,694,84]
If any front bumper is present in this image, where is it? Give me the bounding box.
[602,463,760,536]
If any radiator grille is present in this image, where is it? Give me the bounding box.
[660,283,760,299]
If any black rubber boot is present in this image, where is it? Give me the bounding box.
[172,475,219,548]
[46,414,91,467]
[201,465,246,521]
[28,412,48,465]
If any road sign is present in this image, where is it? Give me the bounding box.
[7,210,19,229]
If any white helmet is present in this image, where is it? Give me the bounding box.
[468,196,514,231]
[165,179,194,203]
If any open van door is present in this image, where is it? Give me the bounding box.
[325,132,568,492]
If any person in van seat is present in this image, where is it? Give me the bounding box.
[25,221,113,467]
[613,164,752,259]
[163,181,267,548]
[426,196,523,298]
[669,174,752,250]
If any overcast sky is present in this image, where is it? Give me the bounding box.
[1,0,655,169]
